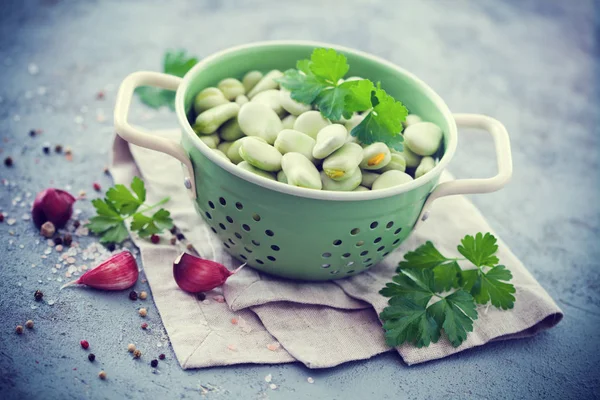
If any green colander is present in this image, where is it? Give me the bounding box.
[114,41,512,281]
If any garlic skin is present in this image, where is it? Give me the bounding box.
[32,188,76,228]
[173,253,245,293]
[61,251,139,290]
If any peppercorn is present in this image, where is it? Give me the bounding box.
[88,353,96,362]
[54,144,63,153]
[158,354,165,360]
[53,237,63,245]
[139,291,147,300]
[98,370,107,380]
[170,237,177,245]
[138,308,147,317]
[25,320,34,329]
[16,325,24,334]
[150,234,160,244]
[133,349,142,358]
[73,220,80,228]
[43,143,50,154]
[4,157,13,167]
[169,226,177,234]
[34,290,44,301]
[93,182,101,192]
[150,359,158,368]
[29,129,36,137]
[63,233,72,246]
[127,343,136,353]
[128,290,138,300]
[0,213,4,222]
[80,340,89,349]
[176,233,185,240]
[106,243,115,252]
[40,221,56,238]
[103,166,110,175]
[141,323,148,330]
[196,292,206,301]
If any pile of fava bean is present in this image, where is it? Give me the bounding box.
[191,70,444,192]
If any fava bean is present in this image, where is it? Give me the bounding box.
[281,152,322,190]
[238,161,276,181]
[360,170,380,188]
[322,142,363,181]
[193,103,240,134]
[242,70,263,93]
[199,133,220,149]
[239,137,282,172]
[381,152,407,172]
[217,141,234,155]
[279,89,312,115]
[219,118,245,141]
[212,149,231,161]
[247,70,283,99]
[372,170,413,190]
[193,87,229,114]
[235,95,249,105]
[217,78,245,100]
[237,102,282,144]
[353,185,370,192]
[251,89,285,116]
[227,137,263,164]
[312,124,347,159]
[281,114,297,130]
[404,122,442,156]
[404,114,422,127]
[293,111,331,139]
[277,170,287,183]
[274,129,316,161]
[321,168,362,191]
[395,145,421,168]
[360,142,391,170]
[415,156,435,178]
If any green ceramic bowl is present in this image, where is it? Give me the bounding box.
[114,41,512,281]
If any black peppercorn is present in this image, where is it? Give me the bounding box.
[4,157,13,167]
[53,237,63,245]
[34,290,43,301]
[106,243,115,252]
[55,144,63,153]
[150,359,158,368]
[29,130,36,137]
[176,233,185,240]
[63,234,72,246]
[196,292,206,301]
[73,220,80,229]
[88,353,95,362]
[129,290,138,301]
[169,226,177,234]
[43,144,50,154]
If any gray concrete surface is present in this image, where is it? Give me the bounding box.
[0,0,599,399]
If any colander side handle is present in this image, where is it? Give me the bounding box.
[114,71,196,198]
[417,113,513,224]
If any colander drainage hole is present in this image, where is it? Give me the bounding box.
[366,263,373,268]
[267,256,276,262]
[355,240,364,247]
[228,238,235,245]
[394,227,402,235]
[210,227,218,234]
[208,201,215,209]
[270,245,279,251]
[253,214,261,221]
[370,221,379,229]
[226,216,234,223]
[342,253,351,259]
[244,247,253,253]
[223,242,230,249]
[252,240,261,246]
[346,261,355,267]
[383,252,390,257]
[350,228,360,235]
[256,259,264,265]
[360,250,369,256]
[386,221,394,229]
[393,238,400,245]
[347,270,355,274]
[239,254,247,260]
[235,202,243,210]
[363,258,372,263]
[321,264,331,268]
[374,237,382,244]
[205,212,212,219]
[242,224,251,231]
[377,246,385,252]
[265,229,274,237]
[234,232,242,239]
[219,197,226,206]
[322,252,331,258]
[333,239,342,246]
[330,270,339,275]
[219,223,226,230]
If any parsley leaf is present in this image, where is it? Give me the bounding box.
[309,48,349,84]
[343,79,375,118]
[428,290,478,347]
[461,265,516,309]
[457,232,499,267]
[136,49,198,109]
[397,241,462,292]
[87,177,173,244]
[381,295,440,348]
[314,86,352,121]
[277,69,324,104]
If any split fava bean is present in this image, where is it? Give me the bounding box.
[381,152,407,172]
[194,103,240,134]
[242,70,263,93]
[281,152,322,190]
[321,167,362,191]
[280,89,312,115]
[238,161,276,180]
[237,102,282,144]
[403,122,443,156]
[281,115,297,130]
[312,124,347,159]
[359,142,391,170]
[322,142,363,181]
[415,156,436,178]
[235,95,249,105]
[219,119,245,141]
[194,87,229,114]
[372,170,414,190]
[247,70,283,99]
[199,133,220,148]
[293,111,331,139]
[360,170,381,188]
[274,129,315,161]
[218,78,245,100]
[251,89,285,116]
[239,137,282,172]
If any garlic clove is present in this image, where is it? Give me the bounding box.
[32,188,76,228]
[173,253,245,293]
[61,251,139,291]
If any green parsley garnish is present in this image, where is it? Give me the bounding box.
[87,177,173,244]
[136,49,199,110]
[380,233,516,348]
[277,48,408,150]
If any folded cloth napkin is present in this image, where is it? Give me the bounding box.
[110,129,563,368]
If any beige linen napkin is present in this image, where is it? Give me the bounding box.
[110,129,562,368]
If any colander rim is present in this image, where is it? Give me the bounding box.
[176,40,457,202]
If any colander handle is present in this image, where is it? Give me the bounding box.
[114,71,196,198]
[417,113,513,224]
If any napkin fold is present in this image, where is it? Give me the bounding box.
[110,129,562,369]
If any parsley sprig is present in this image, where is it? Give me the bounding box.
[87,177,174,244]
[380,233,516,348]
[277,48,408,150]
[136,49,199,110]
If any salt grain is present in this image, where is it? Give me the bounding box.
[19,244,24,249]
[28,63,39,75]
[266,343,280,351]
[307,377,314,384]
[269,384,277,390]
[21,213,30,220]
[202,300,210,305]
[55,245,63,252]
[213,295,225,303]
[47,300,55,306]
[74,115,83,124]
[227,344,237,351]
[7,218,16,225]
[265,374,272,383]
[66,257,76,264]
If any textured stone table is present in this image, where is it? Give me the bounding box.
[0,0,598,399]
